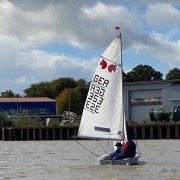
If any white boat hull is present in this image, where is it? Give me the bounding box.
[98,153,141,165]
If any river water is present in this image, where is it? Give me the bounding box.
[0,140,179,180]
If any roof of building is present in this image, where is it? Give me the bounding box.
[0,97,56,102]
[124,79,180,86]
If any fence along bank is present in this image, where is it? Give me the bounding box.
[1,123,180,140]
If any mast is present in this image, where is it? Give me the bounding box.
[120,33,126,144]
[117,29,126,144]
[112,27,125,144]
[120,33,124,143]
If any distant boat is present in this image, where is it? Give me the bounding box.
[76,33,141,165]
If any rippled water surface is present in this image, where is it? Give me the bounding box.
[0,140,179,180]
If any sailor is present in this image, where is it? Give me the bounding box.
[113,134,136,160]
[123,134,136,158]
[111,142,123,159]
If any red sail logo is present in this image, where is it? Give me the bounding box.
[100,59,116,73]
[100,59,107,69]
[108,64,116,73]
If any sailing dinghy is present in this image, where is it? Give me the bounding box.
[76,33,141,165]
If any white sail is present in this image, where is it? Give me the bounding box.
[78,35,126,140]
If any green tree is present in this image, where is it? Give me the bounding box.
[166,68,180,80]
[24,81,53,98]
[123,71,127,82]
[74,79,90,114]
[56,88,81,115]
[23,77,85,100]
[124,64,163,82]
[0,90,21,97]
[51,77,77,98]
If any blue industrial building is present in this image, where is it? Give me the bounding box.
[0,97,56,117]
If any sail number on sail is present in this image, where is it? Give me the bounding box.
[85,74,109,113]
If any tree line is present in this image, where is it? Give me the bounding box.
[1,65,180,115]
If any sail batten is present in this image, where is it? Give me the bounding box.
[100,56,121,66]
[78,35,126,141]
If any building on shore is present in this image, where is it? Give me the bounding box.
[123,79,180,122]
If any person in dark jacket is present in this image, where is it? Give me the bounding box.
[115,134,136,159]
[111,142,123,159]
[123,134,136,158]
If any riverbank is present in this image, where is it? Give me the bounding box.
[1,123,180,140]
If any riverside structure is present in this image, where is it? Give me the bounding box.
[1,123,180,141]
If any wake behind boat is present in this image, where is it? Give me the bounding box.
[76,31,141,165]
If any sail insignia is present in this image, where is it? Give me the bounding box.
[94,126,111,132]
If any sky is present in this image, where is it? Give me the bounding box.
[0,0,180,95]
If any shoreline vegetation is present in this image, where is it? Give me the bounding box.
[1,115,180,128]
[1,109,180,128]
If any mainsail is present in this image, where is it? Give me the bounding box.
[78,35,126,141]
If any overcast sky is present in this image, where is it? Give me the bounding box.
[0,0,180,95]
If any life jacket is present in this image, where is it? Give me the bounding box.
[125,141,136,157]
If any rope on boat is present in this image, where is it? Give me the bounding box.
[97,140,109,154]
[73,138,100,157]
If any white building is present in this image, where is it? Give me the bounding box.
[123,79,180,122]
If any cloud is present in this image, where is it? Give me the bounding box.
[149,32,180,65]
[0,0,180,95]
[81,2,138,29]
[16,49,98,80]
[0,0,62,46]
[79,2,141,48]
[145,3,180,28]
[14,76,35,84]
[1,0,141,48]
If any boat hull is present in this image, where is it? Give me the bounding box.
[98,153,140,165]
